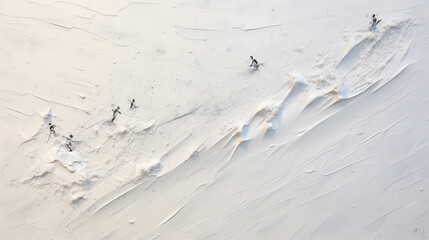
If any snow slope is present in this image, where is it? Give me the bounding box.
[1,0,429,239]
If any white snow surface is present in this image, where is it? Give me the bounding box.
[1,0,429,239]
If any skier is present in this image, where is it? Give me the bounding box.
[250,56,259,70]
[64,134,74,152]
[129,99,139,109]
[112,106,121,122]
[47,123,57,142]
[370,14,381,30]
[49,123,56,134]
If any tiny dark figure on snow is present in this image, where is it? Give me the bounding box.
[49,123,56,135]
[371,14,381,30]
[250,56,259,69]
[112,106,121,122]
[47,123,57,142]
[64,134,74,152]
[129,99,139,109]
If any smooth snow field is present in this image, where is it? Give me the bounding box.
[1,0,429,239]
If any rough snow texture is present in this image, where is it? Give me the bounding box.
[1,0,429,239]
